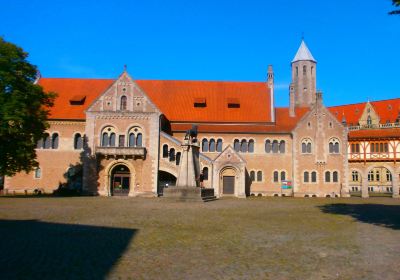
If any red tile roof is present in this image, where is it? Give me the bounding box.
[40,78,272,123]
[39,78,114,120]
[328,98,400,125]
[170,108,309,133]
[349,128,400,140]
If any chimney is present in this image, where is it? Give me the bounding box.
[289,83,295,117]
[267,65,275,122]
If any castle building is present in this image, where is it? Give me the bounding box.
[5,41,400,198]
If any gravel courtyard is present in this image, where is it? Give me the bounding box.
[0,196,399,280]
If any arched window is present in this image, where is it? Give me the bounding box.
[120,95,127,110]
[202,139,209,152]
[272,140,279,153]
[301,139,312,154]
[216,139,223,152]
[352,171,359,182]
[368,170,374,181]
[34,167,41,179]
[162,144,168,158]
[109,133,116,147]
[102,133,109,147]
[311,171,317,183]
[375,169,380,182]
[241,139,248,153]
[248,139,254,153]
[296,66,298,77]
[209,139,216,152]
[176,152,181,166]
[329,138,340,154]
[325,171,331,182]
[101,126,116,147]
[303,65,307,75]
[136,133,142,147]
[280,171,286,181]
[279,140,285,153]
[169,148,175,162]
[234,139,240,152]
[304,171,309,183]
[74,133,83,150]
[386,169,392,181]
[129,133,135,147]
[265,140,271,153]
[257,171,262,182]
[202,167,209,180]
[273,171,279,182]
[333,171,338,182]
[250,171,255,182]
[43,133,51,149]
[51,133,59,149]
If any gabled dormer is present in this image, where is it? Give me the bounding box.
[359,101,380,127]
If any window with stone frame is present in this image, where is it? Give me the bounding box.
[352,170,359,182]
[301,138,312,154]
[304,171,309,183]
[162,144,168,158]
[257,171,262,182]
[234,139,240,152]
[34,167,41,179]
[325,171,331,182]
[169,148,175,162]
[280,171,286,181]
[332,171,338,183]
[101,126,117,147]
[265,140,271,153]
[311,171,317,183]
[250,171,255,182]
[74,133,84,150]
[273,171,279,182]
[127,126,143,147]
[120,95,127,111]
[328,138,340,154]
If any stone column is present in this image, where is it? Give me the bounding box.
[361,172,369,198]
[392,173,399,198]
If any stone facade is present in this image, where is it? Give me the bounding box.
[4,41,400,198]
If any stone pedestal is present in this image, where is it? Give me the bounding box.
[163,139,203,201]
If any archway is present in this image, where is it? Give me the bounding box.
[158,171,177,195]
[220,166,237,196]
[366,166,393,197]
[110,164,131,196]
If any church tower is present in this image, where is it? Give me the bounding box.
[290,40,317,108]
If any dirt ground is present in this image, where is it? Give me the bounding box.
[0,196,399,280]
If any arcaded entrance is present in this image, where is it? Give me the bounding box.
[111,164,130,196]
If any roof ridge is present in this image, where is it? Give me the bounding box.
[329,97,400,108]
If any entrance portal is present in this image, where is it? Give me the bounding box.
[111,164,130,196]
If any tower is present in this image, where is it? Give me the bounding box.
[290,40,317,108]
[267,65,275,122]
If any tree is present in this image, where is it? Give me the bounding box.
[0,37,55,176]
[389,0,400,15]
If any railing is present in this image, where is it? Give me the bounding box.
[348,122,400,131]
[349,152,397,161]
[95,146,146,157]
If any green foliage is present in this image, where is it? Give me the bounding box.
[389,0,400,14]
[0,37,55,176]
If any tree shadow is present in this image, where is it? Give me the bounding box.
[318,203,400,230]
[0,219,136,279]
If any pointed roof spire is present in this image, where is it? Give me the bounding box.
[292,40,316,63]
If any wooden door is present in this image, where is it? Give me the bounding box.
[223,176,235,195]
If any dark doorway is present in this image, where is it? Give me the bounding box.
[111,165,130,196]
[158,171,177,195]
[223,176,235,195]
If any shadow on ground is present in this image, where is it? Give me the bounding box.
[319,203,400,230]
[0,219,136,280]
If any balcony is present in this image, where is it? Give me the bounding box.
[96,146,146,159]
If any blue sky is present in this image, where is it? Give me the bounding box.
[1,0,399,107]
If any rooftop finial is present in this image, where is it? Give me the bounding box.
[301,32,304,41]
[124,64,127,72]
